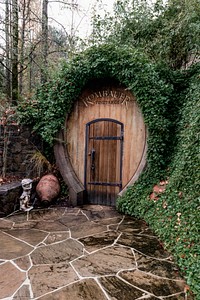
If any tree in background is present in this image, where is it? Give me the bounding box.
[41,0,48,83]
[3,0,19,104]
[11,0,19,104]
[90,0,200,69]
[0,0,84,103]
[4,0,11,99]
[0,0,42,102]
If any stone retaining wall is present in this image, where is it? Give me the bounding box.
[0,124,42,178]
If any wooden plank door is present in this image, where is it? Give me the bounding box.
[84,119,124,206]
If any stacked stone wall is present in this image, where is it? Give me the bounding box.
[0,124,42,178]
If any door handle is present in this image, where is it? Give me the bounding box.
[90,149,95,170]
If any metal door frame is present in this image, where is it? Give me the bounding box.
[84,118,124,193]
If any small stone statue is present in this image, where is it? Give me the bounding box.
[20,178,33,211]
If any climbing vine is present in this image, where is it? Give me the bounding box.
[18,44,173,175]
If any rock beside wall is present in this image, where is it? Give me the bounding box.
[0,124,42,178]
[0,182,22,217]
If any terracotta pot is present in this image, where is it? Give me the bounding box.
[36,174,60,206]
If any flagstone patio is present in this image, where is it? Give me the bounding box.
[0,205,193,299]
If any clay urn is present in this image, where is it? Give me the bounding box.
[36,174,60,206]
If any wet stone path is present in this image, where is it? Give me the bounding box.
[0,205,192,300]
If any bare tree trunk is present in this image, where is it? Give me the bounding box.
[11,0,19,105]
[19,0,26,94]
[5,0,11,100]
[19,0,31,94]
[28,39,33,93]
[41,0,48,83]
[68,0,78,57]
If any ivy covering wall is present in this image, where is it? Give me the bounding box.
[18,44,200,298]
[118,69,200,297]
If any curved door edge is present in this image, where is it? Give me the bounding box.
[118,135,148,197]
[54,129,85,207]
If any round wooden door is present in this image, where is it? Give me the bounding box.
[85,119,123,206]
[54,83,147,207]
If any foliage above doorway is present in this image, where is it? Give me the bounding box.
[18,43,172,175]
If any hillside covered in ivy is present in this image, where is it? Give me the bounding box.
[117,65,200,297]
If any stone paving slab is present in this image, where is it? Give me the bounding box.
[99,276,153,300]
[80,205,122,221]
[38,279,108,300]
[34,220,69,232]
[28,208,66,221]
[119,269,186,298]
[78,230,120,252]
[72,245,136,277]
[31,239,84,265]
[70,222,108,239]
[44,231,70,245]
[29,263,79,298]
[4,229,48,246]
[0,262,26,299]
[0,231,33,260]
[58,214,89,227]
[135,253,182,280]
[14,255,32,271]
[118,232,169,258]
[0,205,194,300]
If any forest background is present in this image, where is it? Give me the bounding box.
[0,0,199,298]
